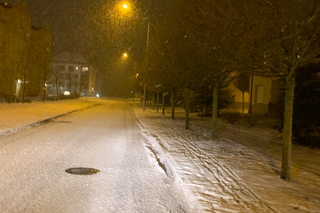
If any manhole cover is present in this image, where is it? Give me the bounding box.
[65,167,100,175]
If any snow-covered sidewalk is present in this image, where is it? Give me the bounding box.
[0,98,103,137]
[132,104,320,213]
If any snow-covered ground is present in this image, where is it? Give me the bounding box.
[0,98,319,212]
[0,98,104,137]
[0,100,189,213]
[132,104,320,213]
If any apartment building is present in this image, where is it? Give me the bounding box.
[49,52,96,98]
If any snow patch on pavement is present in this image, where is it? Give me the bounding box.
[0,99,100,138]
[133,109,191,213]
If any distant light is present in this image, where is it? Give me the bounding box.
[64,91,70,96]
[123,53,127,57]
[76,66,79,70]
[18,79,21,83]
[123,4,128,9]
[45,83,47,87]
[96,94,100,98]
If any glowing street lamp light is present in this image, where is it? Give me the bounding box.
[122,52,128,64]
[118,2,131,17]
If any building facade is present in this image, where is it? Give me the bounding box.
[0,0,52,102]
[229,75,284,116]
[49,52,96,98]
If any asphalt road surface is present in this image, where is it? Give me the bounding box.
[0,100,188,213]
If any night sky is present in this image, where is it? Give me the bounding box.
[25,0,169,55]
[2,0,92,51]
[1,0,174,96]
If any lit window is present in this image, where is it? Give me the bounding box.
[82,67,89,71]
[76,66,79,70]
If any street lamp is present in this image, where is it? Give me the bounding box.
[116,1,131,17]
[123,53,128,57]
[143,18,150,111]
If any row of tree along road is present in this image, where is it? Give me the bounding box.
[135,0,320,181]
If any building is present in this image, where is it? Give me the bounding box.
[229,75,284,116]
[0,0,31,97]
[0,0,52,102]
[49,52,96,98]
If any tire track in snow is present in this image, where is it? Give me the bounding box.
[132,109,191,213]
[152,119,276,213]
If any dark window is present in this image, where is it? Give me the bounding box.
[69,66,74,72]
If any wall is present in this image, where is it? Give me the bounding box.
[249,75,272,115]
[27,24,52,96]
[0,1,52,100]
[228,81,250,113]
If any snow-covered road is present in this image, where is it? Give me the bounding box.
[1,99,319,213]
[0,101,189,213]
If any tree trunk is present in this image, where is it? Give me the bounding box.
[43,73,47,102]
[242,91,245,113]
[281,73,296,180]
[22,73,26,103]
[162,94,165,115]
[249,75,254,114]
[156,92,159,112]
[171,90,175,120]
[152,92,155,110]
[146,91,148,107]
[56,83,59,100]
[10,62,13,96]
[56,71,60,101]
[212,85,218,141]
[185,87,191,129]
[143,85,146,111]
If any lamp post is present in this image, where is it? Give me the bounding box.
[117,2,149,109]
[143,18,150,111]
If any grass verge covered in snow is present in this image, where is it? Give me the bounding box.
[133,104,320,212]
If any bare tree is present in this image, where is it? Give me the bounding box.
[238,0,320,180]
[50,65,62,100]
[181,0,251,141]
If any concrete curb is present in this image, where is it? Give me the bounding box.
[0,103,100,138]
